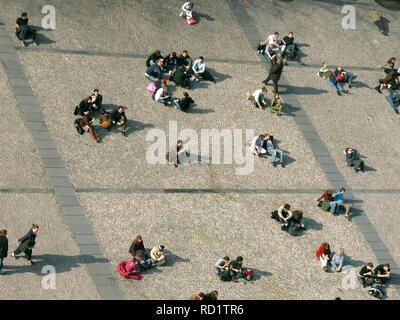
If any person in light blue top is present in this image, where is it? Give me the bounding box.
[329,188,346,214]
[331,248,345,272]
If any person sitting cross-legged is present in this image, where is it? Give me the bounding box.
[108,106,128,136]
[163,52,179,76]
[150,245,166,266]
[345,148,365,172]
[358,262,374,288]
[228,256,245,280]
[250,134,266,157]
[330,248,345,273]
[277,204,293,231]
[213,256,230,276]
[154,84,172,106]
[15,12,38,47]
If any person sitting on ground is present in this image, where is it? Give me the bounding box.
[267,32,280,46]
[247,86,268,110]
[265,44,278,67]
[180,2,194,17]
[330,248,345,273]
[90,89,106,114]
[374,264,391,285]
[129,235,145,257]
[329,188,346,215]
[279,32,300,65]
[263,134,284,167]
[334,66,357,89]
[0,229,8,275]
[277,204,293,231]
[270,92,282,116]
[203,290,218,300]
[228,256,245,279]
[79,114,99,143]
[146,50,163,68]
[263,57,284,93]
[345,148,365,172]
[319,62,348,96]
[170,66,191,88]
[192,56,216,83]
[98,113,109,129]
[213,256,230,276]
[109,106,127,136]
[15,12,38,47]
[174,92,194,112]
[163,52,179,76]
[135,248,153,268]
[317,189,333,202]
[381,84,400,114]
[178,50,193,71]
[154,84,172,106]
[287,210,306,236]
[75,97,92,116]
[117,258,143,280]
[150,245,166,266]
[316,243,331,272]
[379,57,398,76]
[190,292,206,300]
[145,59,163,82]
[250,134,266,157]
[358,262,374,288]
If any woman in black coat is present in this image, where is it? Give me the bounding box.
[12,224,39,264]
[345,148,364,172]
[129,235,149,259]
[0,230,8,274]
[263,57,284,93]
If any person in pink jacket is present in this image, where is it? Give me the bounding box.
[316,243,331,272]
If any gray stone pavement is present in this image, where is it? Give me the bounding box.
[0,0,399,299]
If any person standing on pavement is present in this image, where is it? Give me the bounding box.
[263,57,284,93]
[11,224,39,265]
[0,230,9,274]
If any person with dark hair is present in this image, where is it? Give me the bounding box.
[345,148,365,172]
[280,32,300,64]
[150,245,166,266]
[79,114,99,143]
[170,66,191,88]
[90,89,105,114]
[374,264,391,285]
[117,258,143,280]
[270,92,282,116]
[287,210,306,232]
[192,57,216,83]
[316,243,331,272]
[146,50,163,67]
[178,50,193,71]
[247,86,268,109]
[250,134,266,156]
[109,106,127,136]
[75,97,92,116]
[190,292,206,300]
[316,189,334,202]
[168,140,190,168]
[0,230,8,275]
[277,204,292,230]
[358,262,374,288]
[129,235,145,257]
[369,10,387,36]
[330,188,346,214]
[135,248,153,268]
[174,92,194,112]
[334,66,357,89]
[163,52,179,76]
[263,134,284,167]
[15,12,38,47]
[319,62,347,96]
[228,256,245,279]
[11,224,39,265]
[203,290,218,300]
[263,57,284,93]
[145,59,163,82]
[213,256,230,275]
[379,57,398,76]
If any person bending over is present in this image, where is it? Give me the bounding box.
[316,243,331,272]
[146,50,163,67]
[270,93,282,116]
[358,262,374,287]
[145,59,163,82]
[228,256,245,279]
[247,86,268,110]
[154,84,172,106]
[213,256,230,276]
[250,134,266,157]
[277,204,293,231]
[150,245,165,266]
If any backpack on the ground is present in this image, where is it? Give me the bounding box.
[319,200,331,212]
[287,222,302,236]
[220,270,232,282]
[271,210,279,221]
[74,118,84,135]
[368,284,385,299]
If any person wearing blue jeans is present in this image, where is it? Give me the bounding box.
[263,134,284,167]
[330,249,345,272]
[228,256,245,279]
[381,84,400,114]
[327,75,345,95]
[335,66,357,88]
[330,188,345,214]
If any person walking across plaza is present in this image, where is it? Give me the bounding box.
[11,224,39,265]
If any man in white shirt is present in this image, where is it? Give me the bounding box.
[250,134,266,156]
[267,32,279,45]
[247,86,268,109]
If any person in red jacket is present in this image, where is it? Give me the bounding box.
[316,243,331,272]
[316,189,333,202]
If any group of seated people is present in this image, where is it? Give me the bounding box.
[316,243,345,273]
[73,89,128,142]
[376,57,400,114]
[319,62,357,96]
[316,187,351,220]
[257,31,303,66]
[213,256,253,282]
[117,235,166,280]
[271,204,306,236]
[247,86,282,115]
[250,133,285,167]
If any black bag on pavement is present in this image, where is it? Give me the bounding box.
[74,118,84,135]
[220,270,232,282]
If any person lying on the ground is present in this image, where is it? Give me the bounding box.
[154,84,172,106]
[329,188,346,214]
[90,89,106,114]
[247,86,268,109]
[163,52,179,76]
[228,256,245,279]
[316,243,331,272]
[263,57,284,93]
[250,134,266,156]
[380,84,400,114]
[345,148,365,172]
[374,264,391,285]
[79,114,99,143]
[146,50,163,67]
[180,2,194,17]
[334,66,357,89]
[192,56,216,83]
[145,59,163,82]
[178,50,193,71]
[263,134,284,167]
[109,106,127,136]
[277,204,293,231]
[319,62,348,96]
[174,92,194,112]
[359,263,374,288]
[330,248,345,272]
[213,256,230,275]
[150,245,165,266]
[15,12,38,47]
[270,92,282,116]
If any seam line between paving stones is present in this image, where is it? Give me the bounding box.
[225,0,400,296]
[0,22,124,300]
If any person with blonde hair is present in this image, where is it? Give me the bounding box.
[247,86,268,109]
[331,248,345,272]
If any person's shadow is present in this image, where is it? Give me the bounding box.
[279,84,329,95]
[246,268,272,282]
[162,250,190,267]
[303,217,323,231]
[193,12,215,22]
[206,67,232,83]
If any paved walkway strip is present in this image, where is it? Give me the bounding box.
[0,23,123,300]
[225,0,400,293]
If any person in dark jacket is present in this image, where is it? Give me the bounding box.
[79,114,99,143]
[11,224,39,265]
[90,89,105,114]
[170,66,191,88]
[0,230,9,274]
[374,264,391,285]
[345,148,364,172]
[163,52,179,75]
[358,262,374,288]
[75,97,92,116]
[174,92,194,112]
[178,50,193,71]
[263,57,284,93]
[146,50,163,67]
[129,235,148,258]
[145,59,163,82]
[280,32,298,64]
[109,106,128,136]
[15,12,38,47]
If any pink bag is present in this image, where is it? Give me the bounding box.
[187,17,196,25]
[146,82,157,93]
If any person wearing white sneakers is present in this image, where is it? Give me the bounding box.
[11,224,39,265]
